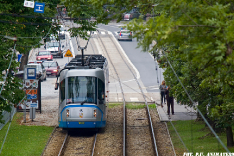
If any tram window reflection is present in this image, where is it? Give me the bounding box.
[67,76,97,104]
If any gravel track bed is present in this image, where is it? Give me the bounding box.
[126,109,154,156]
[150,108,175,156]
[62,132,95,156]
[42,128,67,156]
[94,105,123,156]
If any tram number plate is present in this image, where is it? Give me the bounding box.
[79,122,84,124]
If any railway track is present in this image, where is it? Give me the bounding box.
[42,29,175,156]
[59,131,97,156]
[41,128,97,156]
[96,31,159,156]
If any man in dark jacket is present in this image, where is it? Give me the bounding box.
[165,86,174,115]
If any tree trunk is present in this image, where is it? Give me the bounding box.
[226,126,234,147]
[19,51,29,71]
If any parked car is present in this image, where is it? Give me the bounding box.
[36,51,53,61]
[58,25,66,39]
[27,62,47,81]
[42,61,60,76]
[118,29,132,41]
[123,7,140,20]
[45,42,64,58]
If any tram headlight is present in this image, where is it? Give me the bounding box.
[93,109,97,117]
[66,109,69,117]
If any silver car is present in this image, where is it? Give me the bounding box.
[117,29,132,41]
[27,63,47,81]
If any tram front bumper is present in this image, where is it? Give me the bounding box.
[59,120,106,128]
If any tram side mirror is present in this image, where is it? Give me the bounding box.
[55,82,59,90]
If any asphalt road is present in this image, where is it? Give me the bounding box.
[28,21,164,99]
[97,22,164,92]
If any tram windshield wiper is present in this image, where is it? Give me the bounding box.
[80,99,87,105]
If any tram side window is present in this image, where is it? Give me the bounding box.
[60,79,65,103]
[98,79,105,104]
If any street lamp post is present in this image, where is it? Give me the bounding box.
[152,4,158,23]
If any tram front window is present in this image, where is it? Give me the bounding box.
[67,76,97,104]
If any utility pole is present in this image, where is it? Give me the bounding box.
[81,47,84,66]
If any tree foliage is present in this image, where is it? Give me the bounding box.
[0,0,60,122]
[125,0,234,146]
[61,0,152,38]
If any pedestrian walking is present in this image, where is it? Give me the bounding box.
[165,86,174,115]
[159,80,166,107]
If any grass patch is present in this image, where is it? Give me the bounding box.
[108,103,123,108]
[167,120,234,155]
[126,103,145,109]
[148,103,156,109]
[0,113,54,156]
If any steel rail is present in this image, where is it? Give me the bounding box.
[96,32,126,156]
[106,31,159,156]
[91,133,97,156]
[58,132,68,156]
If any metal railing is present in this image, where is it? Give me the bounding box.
[0,106,16,130]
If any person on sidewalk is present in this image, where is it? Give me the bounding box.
[165,85,174,115]
[159,80,166,107]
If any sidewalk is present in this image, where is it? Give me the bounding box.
[156,100,197,122]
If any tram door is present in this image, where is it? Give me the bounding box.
[98,78,106,119]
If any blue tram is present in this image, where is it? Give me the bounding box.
[55,55,109,129]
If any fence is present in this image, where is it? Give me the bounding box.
[0,106,16,130]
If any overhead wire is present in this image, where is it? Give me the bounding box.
[0,13,91,20]
[0,19,52,25]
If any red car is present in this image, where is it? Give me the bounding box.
[42,61,60,76]
[36,51,53,61]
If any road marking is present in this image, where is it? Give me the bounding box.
[101,31,105,35]
[115,97,123,101]
[130,98,139,102]
[109,79,136,85]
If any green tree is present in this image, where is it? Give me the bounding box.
[125,0,234,147]
[0,0,60,122]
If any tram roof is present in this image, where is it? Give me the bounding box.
[65,54,107,69]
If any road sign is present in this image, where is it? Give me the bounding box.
[27,68,36,79]
[18,54,22,62]
[64,49,73,57]
[34,2,45,13]
[24,80,38,88]
[24,65,37,80]
[27,94,37,100]
[24,0,34,8]
[30,103,38,108]
[26,89,37,94]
